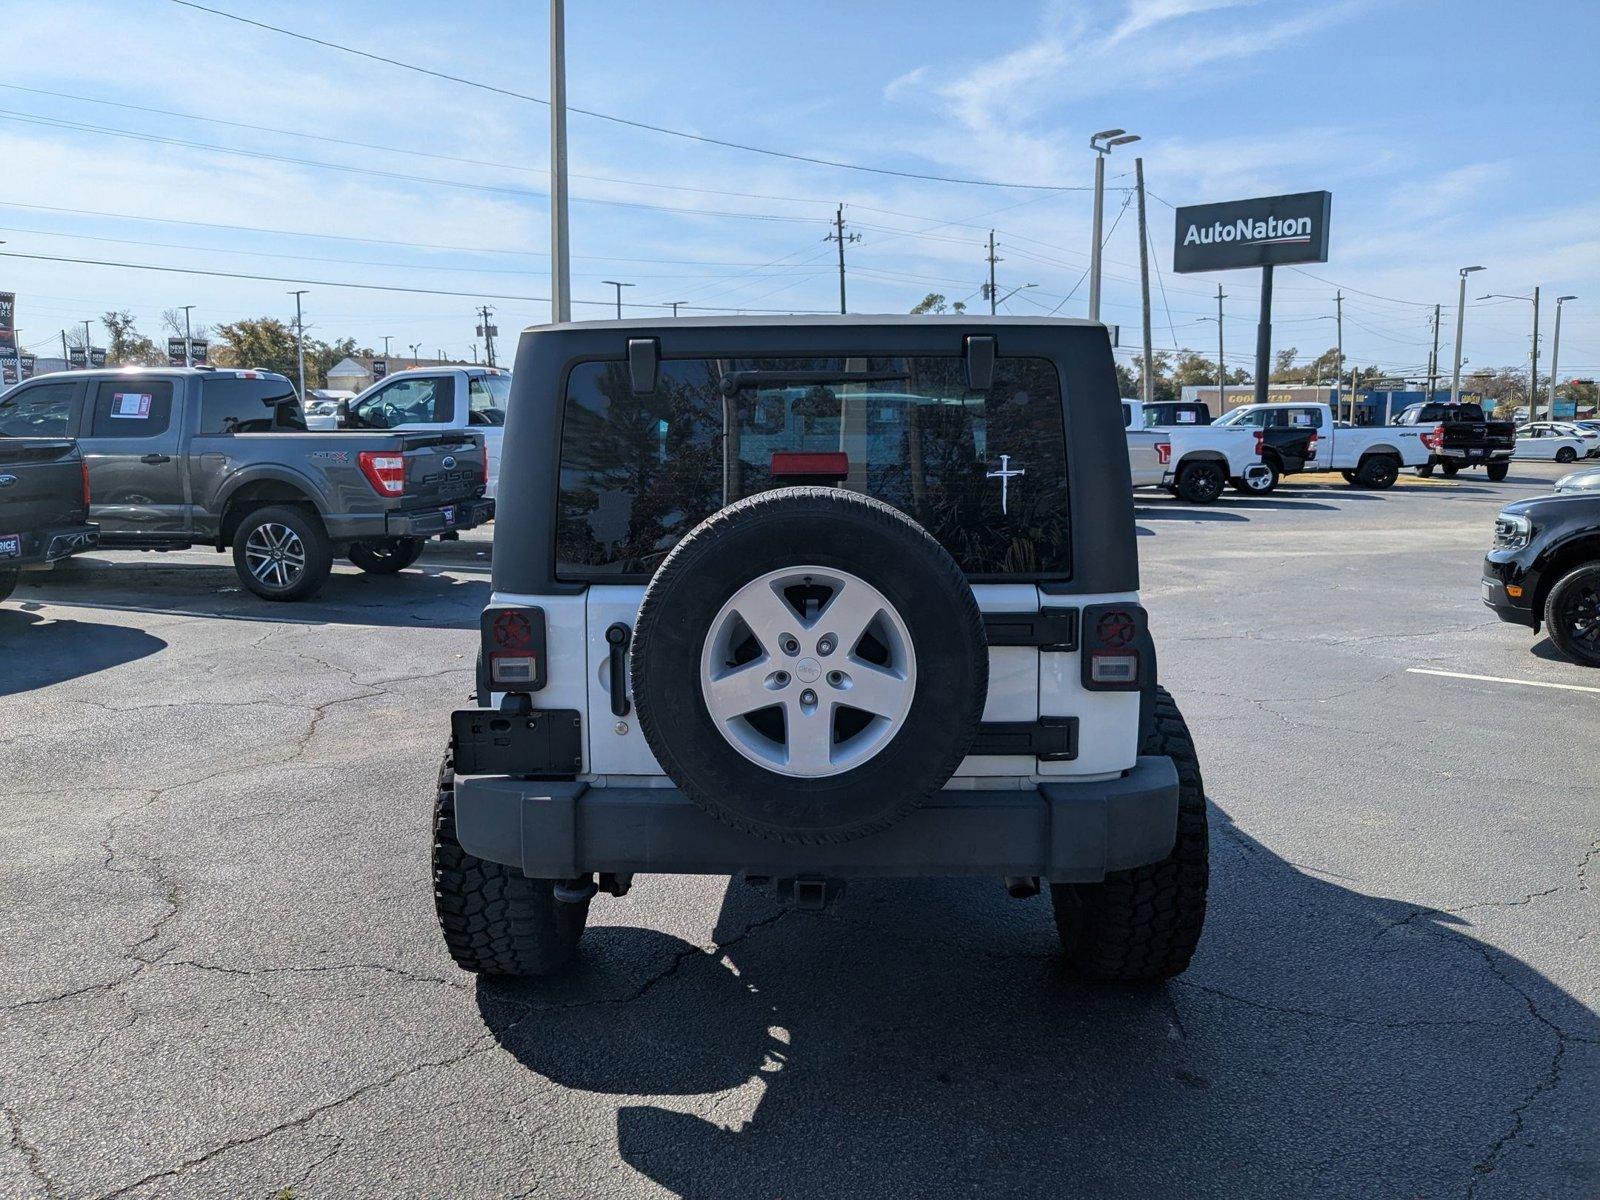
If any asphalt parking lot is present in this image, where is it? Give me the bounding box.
[3,461,1596,1200]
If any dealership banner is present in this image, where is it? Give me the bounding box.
[372,358,388,380]
[0,291,14,338]
[0,347,17,386]
[1173,191,1331,273]
[69,346,87,369]
[0,291,15,384]
[168,336,187,366]
[89,347,108,368]
[191,337,209,365]
[20,352,35,380]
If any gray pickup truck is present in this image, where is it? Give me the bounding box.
[0,437,99,603]
[0,368,491,600]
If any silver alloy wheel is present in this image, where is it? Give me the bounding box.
[244,522,307,590]
[1242,463,1274,491]
[699,566,916,779]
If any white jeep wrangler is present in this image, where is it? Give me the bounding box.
[434,316,1209,982]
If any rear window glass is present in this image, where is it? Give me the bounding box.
[556,355,1069,579]
[349,376,455,428]
[201,377,306,433]
[468,374,510,426]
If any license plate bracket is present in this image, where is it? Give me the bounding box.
[451,708,583,776]
[0,534,19,559]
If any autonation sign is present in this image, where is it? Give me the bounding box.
[1173,191,1331,273]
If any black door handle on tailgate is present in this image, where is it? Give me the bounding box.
[605,623,631,717]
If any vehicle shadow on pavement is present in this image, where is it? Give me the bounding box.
[0,608,166,696]
[475,804,1598,1199]
[22,559,489,629]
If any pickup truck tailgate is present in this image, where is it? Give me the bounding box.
[397,434,485,508]
[1,439,85,534]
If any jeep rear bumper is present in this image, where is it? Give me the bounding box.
[451,756,1179,883]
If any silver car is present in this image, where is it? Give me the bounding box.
[1554,465,1600,493]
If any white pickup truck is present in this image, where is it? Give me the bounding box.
[340,366,512,497]
[1122,398,1271,503]
[1212,401,1431,490]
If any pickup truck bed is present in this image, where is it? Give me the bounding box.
[0,437,99,602]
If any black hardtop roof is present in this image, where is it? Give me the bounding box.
[522,313,1103,336]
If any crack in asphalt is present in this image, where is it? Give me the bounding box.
[1372,888,1563,941]
[1171,980,1512,1032]
[5,1103,64,1200]
[158,958,467,993]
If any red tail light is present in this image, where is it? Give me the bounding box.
[482,605,547,690]
[1155,442,1172,465]
[1081,604,1145,692]
[358,451,406,497]
[1306,432,1319,460]
[1253,430,1265,456]
[80,459,91,507]
[1420,424,1445,450]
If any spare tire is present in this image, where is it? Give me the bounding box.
[631,487,988,845]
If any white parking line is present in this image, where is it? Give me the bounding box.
[1406,667,1600,695]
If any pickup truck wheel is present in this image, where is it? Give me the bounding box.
[1556,447,1579,464]
[1174,460,1226,504]
[1354,454,1401,489]
[1229,461,1279,495]
[432,752,588,975]
[1414,464,1435,478]
[1051,686,1209,981]
[1440,461,1460,477]
[348,537,426,574]
[233,505,333,602]
[631,486,987,845]
[0,569,17,604]
[1340,471,1358,484]
[1486,462,1510,482]
[1543,564,1600,668]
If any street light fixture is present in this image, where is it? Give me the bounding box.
[601,280,634,320]
[409,342,422,366]
[1449,265,1486,404]
[1480,289,1541,422]
[1088,129,1141,323]
[1550,295,1578,420]
[993,282,1036,308]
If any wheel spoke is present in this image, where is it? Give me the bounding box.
[704,660,775,723]
[838,663,910,718]
[783,700,834,773]
[731,584,802,651]
[819,579,883,656]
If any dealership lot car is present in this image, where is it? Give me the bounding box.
[1519,420,1600,457]
[1512,424,1586,463]
[1483,490,1600,665]
[436,316,1209,983]
[339,365,512,496]
[0,435,98,602]
[1555,465,1600,494]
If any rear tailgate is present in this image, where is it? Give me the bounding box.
[1,439,85,532]
[1442,420,1509,450]
[395,432,486,508]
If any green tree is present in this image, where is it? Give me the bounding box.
[213,317,301,379]
[100,311,163,366]
[909,292,967,316]
[1556,377,1597,415]
[307,336,371,389]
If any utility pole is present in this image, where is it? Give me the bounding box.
[1550,295,1578,419]
[601,281,633,319]
[1254,265,1273,406]
[82,319,92,365]
[476,304,496,367]
[1529,285,1540,422]
[824,205,859,315]
[1135,158,1153,404]
[60,329,70,368]
[549,0,571,323]
[1450,265,1486,404]
[985,232,998,316]
[181,304,196,367]
[1214,286,1226,411]
[669,301,684,317]
[288,290,308,398]
[1426,303,1440,399]
[1334,291,1344,421]
[381,335,393,358]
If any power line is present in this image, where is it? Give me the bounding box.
[165,0,1085,191]
[0,249,833,313]
[0,109,829,226]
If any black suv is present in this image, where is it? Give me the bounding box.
[433,316,1210,984]
[1483,492,1600,665]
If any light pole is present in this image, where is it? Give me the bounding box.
[1088,128,1140,323]
[669,301,685,317]
[601,280,634,319]
[181,304,196,367]
[287,290,309,398]
[550,0,571,323]
[1480,289,1540,422]
[1197,285,1226,413]
[381,335,393,358]
[1450,265,1485,404]
[409,343,422,367]
[993,282,1036,309]
[82,319,93,366]
[1550,295,1577,420]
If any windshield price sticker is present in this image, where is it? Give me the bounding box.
[111,393,153,419]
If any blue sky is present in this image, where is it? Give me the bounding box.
[3,0,1597,383]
